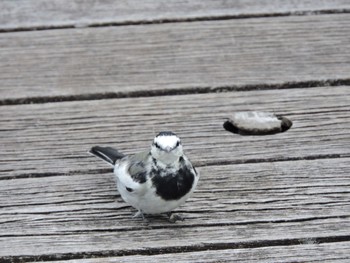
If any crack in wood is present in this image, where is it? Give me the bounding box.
[0,153,348,181]
[197,153,349,167]
[1,78,350,106]
[1,215,349,237]
[0,198,119,209]
[1,8,350,34]
[2,235,350,262]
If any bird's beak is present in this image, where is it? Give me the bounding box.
[164,146,173,152]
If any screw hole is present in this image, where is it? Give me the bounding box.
[223,111,293,135]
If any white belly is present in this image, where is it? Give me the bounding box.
[116,176,197,214]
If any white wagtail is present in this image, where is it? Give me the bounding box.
[89,131,199,222]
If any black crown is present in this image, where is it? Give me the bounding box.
[156,131,177,137]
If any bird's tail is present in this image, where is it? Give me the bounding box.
[89,146,125,166]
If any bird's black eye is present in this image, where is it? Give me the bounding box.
[176,141,180,147]
[126,186,133,192]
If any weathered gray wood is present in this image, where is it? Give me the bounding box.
[1,218,349,257]
[1,1,349,261]
[2,157,349,257]
[1,0,350,30]
[1,158,349,236]
[2,14,350,100]
[48,242,350,263]
[1,86,349,178]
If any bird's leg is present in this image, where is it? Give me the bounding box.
[133,210,148,221]
[167,212,184,223]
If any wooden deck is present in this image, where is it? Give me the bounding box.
[1,1,350,262]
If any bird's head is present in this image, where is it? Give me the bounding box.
[151,131,183,164]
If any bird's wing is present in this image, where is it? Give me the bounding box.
[125,151,150,184]
[113,151,150,195]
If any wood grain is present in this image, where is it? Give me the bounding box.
[1,14,350,100]
[1,219,349,257]
[1,86,349,178]
[2,1,350,261]
[1,158,349,234]
[0,158,349,257]
[1,0,350,30]
[48,242,350,263]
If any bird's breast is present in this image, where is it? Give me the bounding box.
[151,166,195,201]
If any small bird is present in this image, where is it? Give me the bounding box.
[89,131,199,222]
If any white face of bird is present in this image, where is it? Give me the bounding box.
[151,131,183,164]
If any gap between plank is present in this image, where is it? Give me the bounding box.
[1,78,350,106]
[2,235,350,262]
[1,215,349,237]
[1,8,350,34]
[1,153,348,180]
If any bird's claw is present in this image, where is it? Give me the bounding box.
[167,212,185,223]
[133,210,148,222]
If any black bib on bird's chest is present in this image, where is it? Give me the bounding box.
[151,160,195,201]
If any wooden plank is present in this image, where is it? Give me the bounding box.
[1,86,349,178]
[1,158,349,236]
[1,218,349,257]
[1,0,350,30]
[0,158,350,258]
[1,14,350,100]
[46,242,350,263]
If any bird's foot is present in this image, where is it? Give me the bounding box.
[133,210,148,222]
[167,212,185,223]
